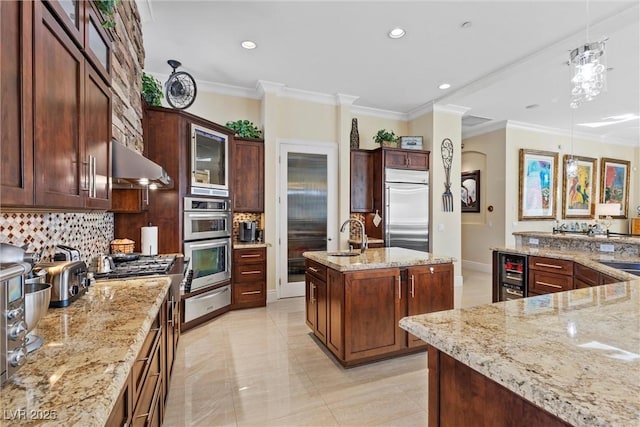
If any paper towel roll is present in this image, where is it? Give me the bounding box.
[141,226,158,255]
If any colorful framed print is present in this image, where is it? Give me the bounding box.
[599,157,630,218]
[461,170,480,213]
[518,149,558,220]
[562,155,596,219]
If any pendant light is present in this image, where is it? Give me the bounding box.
[566,109,578,177]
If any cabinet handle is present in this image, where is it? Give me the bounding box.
[308,267,319,273]
[91,155,97,198]
[135,372,162,422]
[81,159,90,191]
[310,282,315,303]
[143,185,149,206]
[241,290,261,295]
[411,275,415,298]
[136,327,161,364]
[430,267,434,274]
[398,276,401,299]
[536,281,563,289]
[241,254,261,258]
[407,156,411,166]
[535,262,563,269]
[241,270,262,275]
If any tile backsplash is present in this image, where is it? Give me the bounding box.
[0,211,113,265]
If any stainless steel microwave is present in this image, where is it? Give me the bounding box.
[190,124,229,197]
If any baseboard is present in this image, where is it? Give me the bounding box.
[267,289,278,303]
[462,260,492,273]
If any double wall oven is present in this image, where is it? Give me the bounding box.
[182,197,232,327]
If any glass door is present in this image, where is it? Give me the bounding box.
[278,141,338,298]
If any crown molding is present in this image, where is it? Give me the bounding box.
[195,79,261,99]
[256,80,285,97]
[435,104,471,116]
[507,120,635,146]
[462,120,508,139]
[336,93,359,106]
[351,104,407,121]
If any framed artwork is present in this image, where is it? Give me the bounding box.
[518,149,558,220]
[461,170,480,212]
[599,158,630,218]
[562,155,597,219]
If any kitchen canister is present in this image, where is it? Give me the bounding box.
[141,224,158,255]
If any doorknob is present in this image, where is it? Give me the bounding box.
[327,237,332,241]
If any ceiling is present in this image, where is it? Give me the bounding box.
[139,1,640,145]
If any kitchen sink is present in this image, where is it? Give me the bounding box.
[328,251,361,257]
[598,261,640,277]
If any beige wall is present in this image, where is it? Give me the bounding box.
[356,115,409,150]
[461,129,506,270]
[186,92,262,130]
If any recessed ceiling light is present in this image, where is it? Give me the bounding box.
[388,28,406,39]
[461,21,472,29]
[241,40,257,49]
[438,83,451,90]
[525,104,540,109]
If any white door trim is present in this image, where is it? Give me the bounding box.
[276,138,339,299]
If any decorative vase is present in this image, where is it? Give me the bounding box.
[350,118,360,149]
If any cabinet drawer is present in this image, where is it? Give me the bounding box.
[574,263,599,286]
[132,335,162,427]
[529,256,573,276]
[529,271,573,294]
[132,315,161,399]
[233,262,266,283]
[233,248,266,264]
[234,282,266,305]
[306,260,327,281]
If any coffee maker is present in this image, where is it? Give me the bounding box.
[239,222,256,242]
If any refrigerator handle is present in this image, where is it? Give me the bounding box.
[385,185,391,246]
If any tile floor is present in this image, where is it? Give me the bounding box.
[163,269,492,427]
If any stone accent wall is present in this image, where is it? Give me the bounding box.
[110,0,145,152]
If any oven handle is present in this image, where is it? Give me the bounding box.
[187,240,228,249]
[186,213,230,218]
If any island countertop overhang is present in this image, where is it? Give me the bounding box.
[303,247,455,272]
[400,280,640,427]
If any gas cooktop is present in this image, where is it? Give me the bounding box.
[94,255,177,279]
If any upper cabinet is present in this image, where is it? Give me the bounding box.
[233,138,264,212]
[1,0,112,209]
[350,149,374,213]
[383,148,429,171]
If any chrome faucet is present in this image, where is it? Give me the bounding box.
[340,218,368,254]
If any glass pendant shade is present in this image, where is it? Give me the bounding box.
[569,41,606,109]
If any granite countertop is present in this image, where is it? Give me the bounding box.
[492,246,640,282]
[1,277,170,426]
[303,247,455,272]
[233,241,271,249]
[348,238,384,245]
[400,279,640,427]
[513,230,640,245]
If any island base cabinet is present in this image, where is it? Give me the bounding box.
[305,260,328,344]
[105,372,133,427]
[344,268,403,362]
[428,347,571,427]
[407,264,453,348]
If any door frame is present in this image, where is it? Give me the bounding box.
[276,138,339,299]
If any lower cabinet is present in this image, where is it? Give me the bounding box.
[305,260,454,366]
[107,293,178,427]
[528,256,574,294]
[233,247,267,308]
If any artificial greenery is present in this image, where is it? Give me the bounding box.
[141,72,163,106]
[225,120,262,138]
[96,0,118,29]
[373,129,399,145]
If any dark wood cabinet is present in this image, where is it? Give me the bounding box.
[1,0,112,209]
[343,268,404,361]
[111,189,150,213]
[407,263,454,347]
[350,149,374,212]
[106,372,133,427]
[305,259,328,344]
[528,256,574,294]
[233,138,264,212]
[307,259,454,366]
[1,0,34,206]
[233,247,267,308]
[383,148,429,170]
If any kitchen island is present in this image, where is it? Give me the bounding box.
[303,247,455,367]
[0,277,170,426]
[400,279,640,427]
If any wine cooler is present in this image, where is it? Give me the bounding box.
[498,253,528,301]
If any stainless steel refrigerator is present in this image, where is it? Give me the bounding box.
[385,168,429,252]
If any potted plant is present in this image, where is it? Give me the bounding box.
[141,72,163,107]
[96,0,118,29]
[225,120,262,139]
[374,129,399,147]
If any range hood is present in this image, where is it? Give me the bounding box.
[112,140,173,189]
